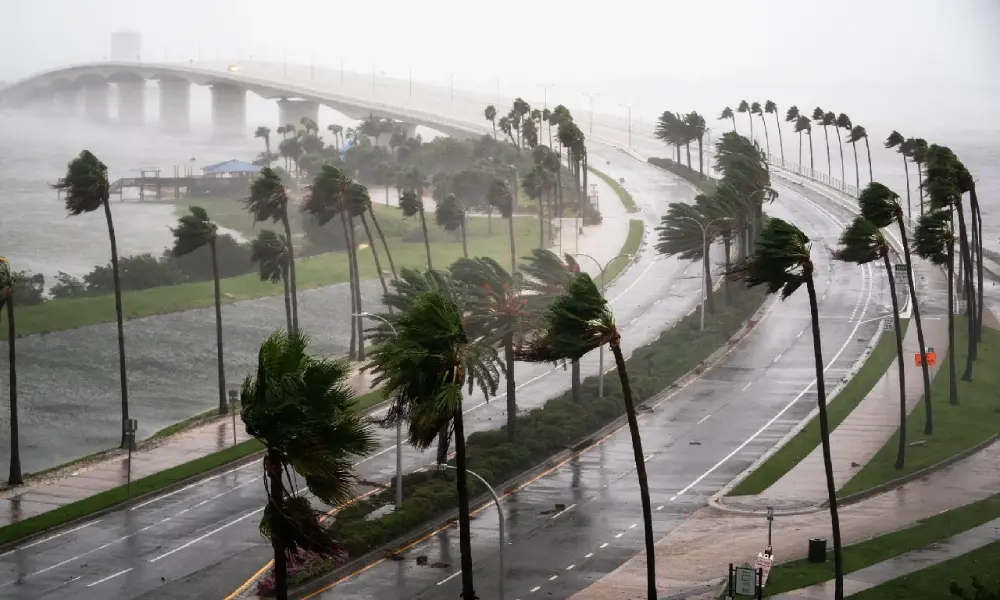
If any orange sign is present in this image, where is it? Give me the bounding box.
[915,352,937,366]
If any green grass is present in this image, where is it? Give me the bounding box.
[761,492,1000,596]
[838,319,1000,496]
[603,220,644,285]
[0,438,265,548]
[850,540,1000,600]
[729,320,910,496]
[589,167,639,213]
[6,212,540,339]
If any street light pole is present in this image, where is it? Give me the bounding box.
[574,252,634,397]
[440,464,505,600]
[538,83,554,110]
[677,217,726,331]
[619,103,635,149]
[355,311,403,510]
[583,93,599,135]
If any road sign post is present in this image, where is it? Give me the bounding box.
[228,389,239,446]
[126,418,138,499]
[765,505,774,552]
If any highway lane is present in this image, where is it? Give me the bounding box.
[306,175,888,600]
[0,150,721,600]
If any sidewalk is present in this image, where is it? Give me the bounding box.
[772,517,1000,598]
[569,439,1000,600]
[0,367,374,528]
[550,172,634,280]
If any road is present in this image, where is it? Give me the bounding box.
[0,147,725,599]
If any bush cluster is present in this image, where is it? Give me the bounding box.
[647,157,717,195]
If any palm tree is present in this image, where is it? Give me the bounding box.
[251,230,294,333]
[367,289,503,600]
[0,258,22,485]
[399,190,433,270]
[327,124,343,149]
[451,257,527,442]
[436,193,468,257]
[914,210,959,404]
[735,217,844,600]
[718,106,736,131]
[884,131,913,220]
[795,115,814,172]
[656,200,717,313]
[859,182,934,432]
[241,329,377,600]
[516,273,658,600]
[685,111,708,175]
[171,206,228,415]
[751,102,769,157]
[255,126,272,166]
[522,166,547,248]
[737,100,753,140]
[909,138,929,215]
[349,180,395,287]
[53,151,130,448]
[484,104,497,140]
[812,108,832,176]
[837,115,859,189]
[764,100,784,162]
[835,216,907,468]
[848,125,873,184]
[488,174,519,274]
[247,167,299,331]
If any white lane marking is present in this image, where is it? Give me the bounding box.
[615,533,623,538]
[740,382,753,392]
[629,317,639,324]
[600,542,609,548]
[531,585,541,592]
[436,571,461,585]
[669,495,678,502]
[656,505,664,511]
[629,523,637,529]
[566,564,575,570]
[550,503,577,520]
[644,454,654,462]
[0,520,102,557]
[131,461,256,510]
[771,352,784,363]
[86,568,133,587]
[549,575,559,581]
[697,415,710,425]
[585,552,594,558]
[148,507,262,563]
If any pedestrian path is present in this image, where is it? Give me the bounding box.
[772,517,1000,598]
[0,366,375,528]
[550,172,634,280]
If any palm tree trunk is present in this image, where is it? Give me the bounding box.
[808,132,815,172]
[537,196,545,249]
[360,214,389,299]
[340,214,358,360]
[722,236,732,304]
[760,117,770,158]
[917,162,924,216]
[897,222,933,433]
[851,142,860,190]
[210,242,227,415]
[508,179,519,274]
[460,216,469,258]
[348,215,366,361]
[571,359,581,403]
[955,203,975,380]
[702,239,715,314]
[973,189,984,346]
[864,137,873,183]
[609,339,656,600]
[281,216,299,332]
[102,199,130,449]
[4,296,22,485]
[504,334,517,441]
[823,126,832,176]
[418,209,433,270]
[805,274,844,600]
[685,143,692,170]
[368,208,397,280]
[281,267,292,333]
[901,157,912,222]
[266,452,289,600]
[946,234,958,405]
[798,132,803,169]
[834,127,845,183]
[697,136,704,175]
[882,252,907,470]
[747,114,753,140]
[730,115,736,131]
[452,408,477,600]
[546,188,554,241]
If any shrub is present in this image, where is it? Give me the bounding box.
[10,270,45,306]
[648,157,717,195]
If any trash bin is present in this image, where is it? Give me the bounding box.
[808,537,827,563]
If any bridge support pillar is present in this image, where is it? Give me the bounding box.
[53,87,79,116]
[83,81,109,122]
[211,84,246,139]
[117,78,146,126]
[159,79,191,134]
[277,98,320,130]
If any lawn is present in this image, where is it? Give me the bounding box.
[762,492,1000,596]
[838,319,1000,497]
[589,166,640,213]
[729,320,910,496]
[7,211,541,338]
[849,540,1000,600]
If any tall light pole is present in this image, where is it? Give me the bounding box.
[538,83,554,110]
[573,252,634,397]
[619,103,636,149]
[582,93,600,135]
[676,217,726,331]
[439,464,505,600]
[354,311,403,510]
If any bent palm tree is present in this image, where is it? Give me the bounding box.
[835,216,907,468]
[241,330,377,600]
[399,190,433,270]
[247,167,299,331]
[485,104,497,140]
[848,125,873,184]
[436,193,468,257]
[785,106,801,165]
[517,274,657,600]
[54,151,130,448]
[171,206,228,415]
[719,106,736,131]
[735,217,844,599]
[764,100,784,162]
[751,102,769,156]
[812,107,832,176]
[831,113,848,184]
[251,230,293,333]
[737,100,753,140]
[0,258,22,484]
[255,126,272,166]
[914,210,958,404]
[795,116,814,172]
[885,131,915,220]
[488,175,518,274]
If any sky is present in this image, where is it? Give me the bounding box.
[2,0,998,133]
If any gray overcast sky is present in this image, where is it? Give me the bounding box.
[3,0,998,131]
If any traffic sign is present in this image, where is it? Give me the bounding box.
[915,350,937,366]
[756,553,774,587]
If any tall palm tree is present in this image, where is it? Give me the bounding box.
[835,216,907,468]
[241,329,377,600]
[488,174,518,274]
[718,106,736,131]
[451,257,527,442]
[811,107,832,176]
[399,190,433,270]
[909,138,929,215]
[348,181,393,291]
[367,289,503,600]
[751,102,769,157]
[736,217,844,600]
[836,115,859,189]
[764,100,784,162]
[171,206,228,415]
[859,182,934,432]
[255,126,272,166]
[656,200,717,313]
[327,124,343,149]
[247,167,299,331]
[914,210,959,404]
[954,156,984,347]
[737,100,753,140]
[785,106,802,165]
[517,273,658,600]
[522,166,548,248]
[884,131,915,220]
[0,258,22,485]
[825,112,844,183]
[685,111,708,175]
[53,150,130,448]
[484,104,497,140]
[795,115,814,172]
[848,125,873,184]
[436,193,468,257]
[251,230,293,333]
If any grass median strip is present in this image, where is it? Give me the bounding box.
[838,319,1000,497]
[729,320,909,496]
[603,220,645,284]
[589,166,639,213]
[762,492,1000,596]
[849,539,1000,600]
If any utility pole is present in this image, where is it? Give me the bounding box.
[583,92,600,135]
[619,103,636,149]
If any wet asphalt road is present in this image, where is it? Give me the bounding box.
[0,148,721,599]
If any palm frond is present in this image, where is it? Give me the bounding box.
[737,217,811,299]
[833,216,884,265]
[858,182,902,228]
[53,150,110,215]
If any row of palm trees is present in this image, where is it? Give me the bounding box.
[653,111,708,175]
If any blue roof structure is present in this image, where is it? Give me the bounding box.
[201,159,262,175]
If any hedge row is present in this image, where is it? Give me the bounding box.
[647,157,717,195]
